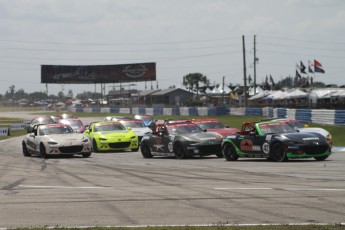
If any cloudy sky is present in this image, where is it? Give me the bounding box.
[0,0,344,96]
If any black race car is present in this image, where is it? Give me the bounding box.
[222,120,331,162]
[26,116,55,133]
[140,121,223,159]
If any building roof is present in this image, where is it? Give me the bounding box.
[151,87,193,96]
[137,89,161,96]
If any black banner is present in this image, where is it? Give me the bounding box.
[41,62,156,84]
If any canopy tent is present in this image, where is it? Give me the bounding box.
[249,90,270,101]
[264,90,288,100]
[285,89,307,99]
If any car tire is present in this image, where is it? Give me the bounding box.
[40,143,47,159]
[314,155,329,161]
[92,139,99,153]
[216,151,224,158]
[140,142,153,158]
[82,152,92,158]
[270,143,287,162]
[222,143,238,161]
[22,141,31,157]
[173,143,185,159]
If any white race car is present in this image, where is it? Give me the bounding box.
[117,119,152,142]
[22,123,92,158]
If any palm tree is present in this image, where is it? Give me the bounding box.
[182,73,209,98]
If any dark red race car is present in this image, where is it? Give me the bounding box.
[190,118,240,137]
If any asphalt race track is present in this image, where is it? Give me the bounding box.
[0,112,345,228]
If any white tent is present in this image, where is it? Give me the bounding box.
[285,89,307,99]
[249,90,270,101]
[265,90,288,100]
[211,86,222,94]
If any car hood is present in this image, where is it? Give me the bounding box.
[297,127,329,137]
[206,128,240,137]
[45,133,89,145]
[180,132,222,142]
[95,130,136,138]
[131,127,152,136]
[279,132,326,142]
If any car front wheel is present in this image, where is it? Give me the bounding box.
[22,141,31,157]
[40,143,47,158]
[270,143,287,162]
[173,143,185,159]
[140,142,153,158]
[314,155,329,161]
[92,139,99,153]
[222,143,238,161]
[82,152,92,158]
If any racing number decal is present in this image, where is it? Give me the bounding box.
[262,142,270,154]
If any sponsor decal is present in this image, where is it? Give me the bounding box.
[153,144,165,151]
[200,137,217,140]
[303,137,319,141]
[123,64,149,78]
[240,139,253,151]
[265,135,272,141]
[226,135,237,139]
[252,145,261,151]
[262,142,270,154]
[169,135,175,141]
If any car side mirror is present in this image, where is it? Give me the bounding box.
[127,127,132,131]
[29,133,35,138]
[158,131,164,137]
[203,129,207,132]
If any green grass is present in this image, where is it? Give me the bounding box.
[0,117,27,140]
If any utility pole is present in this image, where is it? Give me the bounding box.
[242,35,248,107]
[222,76,225,106]
[253,34,257,95]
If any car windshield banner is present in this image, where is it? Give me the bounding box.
[41,62,156,84]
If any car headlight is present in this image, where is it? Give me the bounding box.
[99,137,108,141]
[326,134,332,141]
[48,141,58,145]
[131,136,137,139]
[82,138,89,143]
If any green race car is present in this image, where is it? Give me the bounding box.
[84,121,139,152]
[222,120,331,162]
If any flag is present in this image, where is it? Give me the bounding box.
[269,75,275,86]
[308,60,314,74]
[314,59,325,73]
[295,70,301,78]
[300,61,307,74]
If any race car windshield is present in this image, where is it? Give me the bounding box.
[287,121,305,129]
[259,123,296,135]
[197,122,225,129]
[40,126,74,135]
[120,121,145,128]
[167,124,203,134]
[94,124,125,132]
